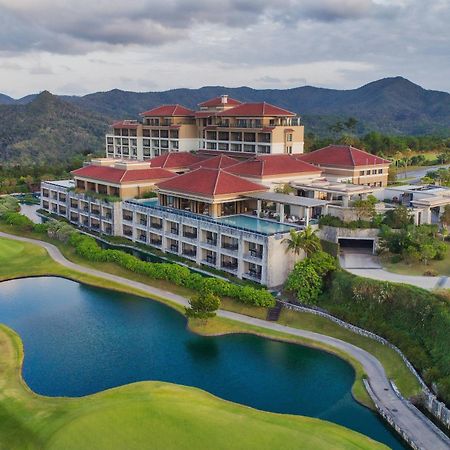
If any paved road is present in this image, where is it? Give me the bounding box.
[1,231,449,450]
[340,250,450,290]
[400,164,450,184]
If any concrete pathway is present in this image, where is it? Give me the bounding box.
[400,164,450,184]
[340,250,450,290]
[1,231,449,450]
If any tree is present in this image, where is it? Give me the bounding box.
[285,260,322,305]
[383,205,413,229]
[274,183,295,194]
[185,288,220,323]
[353,195,378,221]
[282,226,321,257]
[441,205,450,230]
[420,244,436,265]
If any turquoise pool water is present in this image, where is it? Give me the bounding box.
[218,215,295,235]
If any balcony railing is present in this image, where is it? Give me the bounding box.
[204,255,216,265]
[221,262,238,271]
[123,230,133,237]
[183,231,197,239]
[222,242,238,251]
[169,244,179,253]
[123,215,133,222]
[170,227,179,235]
[150,239,162,246]
[150,221,162,229]
[183,250,197,257]
[248,248,263,259]
[206,237,218,246]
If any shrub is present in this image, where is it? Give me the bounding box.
[68,233,275,308]
[2,212,34,230]
[185,288,221,321]
[320,270,450,405]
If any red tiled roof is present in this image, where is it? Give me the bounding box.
[228,154,321,178]
[194,111,217,118]
[71,165,175,184]
[149,152,209,169]
[140,104,195,117]
[156,168,267,197]
[216,102,295,117]
[188,154,240,170]
[198,96,242,107]
[300,145,391,167]
[112,120,139,128]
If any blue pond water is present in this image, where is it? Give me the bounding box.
[0,277,405,449]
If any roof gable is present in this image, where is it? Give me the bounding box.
[71,165,175,184]
[140,104,195,117]
[228,154,321,177]
[149,152,208,169]
[300,145,390,167]
[198,96,242,107]
[188,154,240,170]
[216,102,295,117]
[156,168,267,197]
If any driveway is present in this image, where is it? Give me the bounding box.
[340,248,450,290]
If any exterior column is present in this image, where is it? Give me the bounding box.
[342,195,350,207]
[423,207,432,224]
[305,207,310,226]
[278,203,285,222]
[257,199,262,216]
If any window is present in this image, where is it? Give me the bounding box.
[372,169,377,175]
[359,170,365,176]
[378,169,383,174]
[286,146,292,154]
[286,133,293,142]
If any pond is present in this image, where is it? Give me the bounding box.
[0,277,406,449]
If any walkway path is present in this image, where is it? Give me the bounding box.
[1,231,449,450]
[340,250,450,290]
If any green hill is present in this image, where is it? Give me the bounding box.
[0,91,107,166]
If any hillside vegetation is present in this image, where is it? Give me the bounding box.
[0,91,107,166]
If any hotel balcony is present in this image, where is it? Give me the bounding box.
[183,225,198,240]
[202,250,217,267]
[221,256,238,273]
[138,232,147,243]
[122,211,133,222]
[150,235,162,247]
[150,218,163,230]
[221,237,239,252]
[182,244,197,259]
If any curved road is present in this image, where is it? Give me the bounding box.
[340,251,450,290]
[1,232,449,450]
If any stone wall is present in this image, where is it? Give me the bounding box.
[279,300,450,431]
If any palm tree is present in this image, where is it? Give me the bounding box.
[282,226,321,257]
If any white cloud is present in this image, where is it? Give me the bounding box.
[0,0,448,96]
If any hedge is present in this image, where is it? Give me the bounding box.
[68,233,275,307]
[319,270,450,404]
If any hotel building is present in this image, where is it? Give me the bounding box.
[106,95,304,160]
[41,96,404,287]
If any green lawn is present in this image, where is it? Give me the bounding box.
[382,242,450,276]
[0,233,422,405]
[0,325,387,450]
[0,237,387,449]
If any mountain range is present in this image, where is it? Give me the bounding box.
[0,77,449,165]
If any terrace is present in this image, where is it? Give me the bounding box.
[131,198,298,237]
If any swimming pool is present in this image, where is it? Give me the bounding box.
[218,215,296,235]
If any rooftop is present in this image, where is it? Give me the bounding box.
[246,191,329,208]
[71,164,175,184]
[228,154,321,178]
[216,102,296,117]
[187,154,240,170]
[149,152,208,170]
[156,167,267,198]
[300,145,390,167]
[140,104,195,117]
[198,96,242,108]
[292,180,383,194]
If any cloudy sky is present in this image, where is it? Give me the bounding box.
[0,0,449,97]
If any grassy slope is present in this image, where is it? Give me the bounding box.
[382,242,450,276]
[0,228,421,402]
[0,240,388,450]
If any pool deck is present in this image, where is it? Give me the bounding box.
[1,231,449,450]
[134,200,298,236]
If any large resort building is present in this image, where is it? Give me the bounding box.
[41,94,450,287]
[106,95,304,160]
